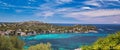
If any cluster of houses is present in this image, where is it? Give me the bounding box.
[0,27,97,36]
[0,29,36,36]
[0,21,97,36]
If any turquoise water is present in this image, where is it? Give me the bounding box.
[20,33,108,50]
[19,24,120,50]
[20,33,107,40]
[21,33,75,40]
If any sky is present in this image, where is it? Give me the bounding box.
[0,0,120,24]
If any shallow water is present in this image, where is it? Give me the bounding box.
[20,33,108,50]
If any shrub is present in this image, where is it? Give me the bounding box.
[28,42,52,50]
[0,36,24,50]
[81,32,120,50]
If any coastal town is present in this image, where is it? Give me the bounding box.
[0,21,97,36]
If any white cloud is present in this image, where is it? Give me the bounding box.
[83,0,120,7]
[35,11,54,17]
[56,0,72,4]
[0,0,120,24]
[28,0,37,5]
[65,9,120,18]
[101,0,119,1]
[56,8,78,12]
[15,10,23,13]
[44,0,72,5]
[113,21,118,24]
[34,8,120,23]
[57,8,69,12]
[2,4,41,10]
[61,9,120,24]
[81,7,92,10]
[107,3,120,6]
[38,0,73,11]
[91,0,119,1]
[34,11,55,19]
[28,0,36,2]
[0,0,40,9]
[59,0,72,2]
[0,1,9,6]
[83,0,101,7]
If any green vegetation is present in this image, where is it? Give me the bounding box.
[81,32,120,50]
[0,35,52,50]
[0,36,24,50]
[28,42,52,50]
[0,21,97,36]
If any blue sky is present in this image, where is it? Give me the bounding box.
[0,0,120,24]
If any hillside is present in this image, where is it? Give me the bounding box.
[81,32,120,50]
[0,21,97,36]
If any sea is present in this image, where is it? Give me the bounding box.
[19,24,120,50]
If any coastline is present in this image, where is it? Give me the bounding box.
[0,21,97,36]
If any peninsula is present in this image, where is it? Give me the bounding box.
[0,21,97,36]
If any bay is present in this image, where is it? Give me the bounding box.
[19,24,120,50]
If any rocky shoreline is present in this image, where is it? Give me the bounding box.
[0,21,97,36]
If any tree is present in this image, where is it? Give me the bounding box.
[0,36,24,50]
[81,32,120,50]
[28,42,52,50]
